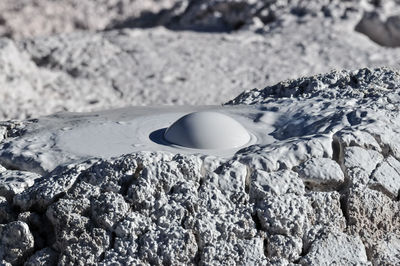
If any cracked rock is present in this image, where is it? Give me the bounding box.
[370,156,400,198]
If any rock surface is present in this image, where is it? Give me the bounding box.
[1,0,400,264]
[0,67,400,264]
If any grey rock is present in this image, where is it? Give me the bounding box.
[249,169,305,200]
[14,161,95,211]
[0,38,47,120]
[0,221,35,265]
[307,191,346,229]
[266,234,302,262]
[200,237,267,265]
[239,135,334,172]
[24,247,58,266]
[46,196,110,265]
[256,192,311,238]
[228,68,400,105]
[138,225,197,265]
[0,196,14,224]
[356,10,400,47]
[296,158,344,190]
[0,170,41,201]
[0,127,6,143]
[346,186,400,251]
[90,191,130,231]
[334,130,382,153]
[303,191,346,250]
[17,212,55,252]
[369,233,400,265]
[344,146,384,175]
[370,156,400,198]
[299,231,370,265]
[57,228,110,266]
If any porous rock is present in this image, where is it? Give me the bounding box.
[24,247,58,266]
[299,231,370,265]
[0,221,35,265]
[369,233,400,265]
[346,186,400,251]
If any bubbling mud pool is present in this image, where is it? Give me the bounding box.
[56,106,276,159]
[0,100,367,174]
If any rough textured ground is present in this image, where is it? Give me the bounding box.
[1,67,400,265]
[1,0,400,265]
[0,0,398,40]
[0,0,400,120]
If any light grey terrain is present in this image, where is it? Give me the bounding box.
[1,0,400,265]
[0,0,400,120]
[1,68,400,265]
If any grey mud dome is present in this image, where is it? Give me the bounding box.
[1,67,400,265]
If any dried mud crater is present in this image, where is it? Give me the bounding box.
[0,68,400,265]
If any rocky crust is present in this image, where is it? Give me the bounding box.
[1,67,400,265]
